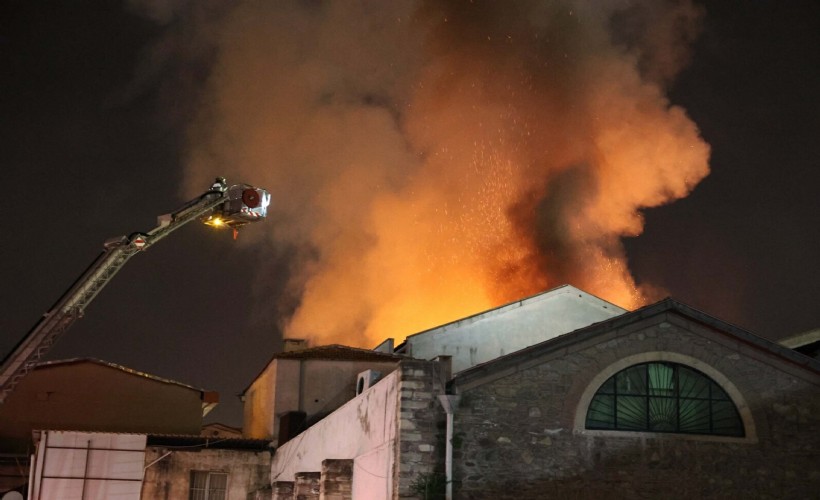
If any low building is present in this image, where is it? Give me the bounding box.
[241,344,403,444]
[0,358,218,494]
[27,430,272,500]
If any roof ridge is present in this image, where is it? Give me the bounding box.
[35,357,212,393]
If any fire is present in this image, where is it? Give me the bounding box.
[165,0,709,347]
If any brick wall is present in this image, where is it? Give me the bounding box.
[452,313,820,498]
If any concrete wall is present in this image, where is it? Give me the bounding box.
[270,369,400,490]
[244,359,300,440]
[244,358,399,441]
[0,362,205,454]
[269,360,447,499]
[405,285,625,373]
[141,446,271,500]
[451,312,820,498]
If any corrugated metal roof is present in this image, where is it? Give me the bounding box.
[31,429,273,451]
[146,433,273,451]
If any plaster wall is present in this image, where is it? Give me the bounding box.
[244,358,399,440]
[302,360,399,421]
[141,447,271,500]
[405,285,625,373]
[451,314,820,498]
[243,359,300,439]
[270,369,400,493]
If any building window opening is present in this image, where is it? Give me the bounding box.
[586,362,744,437]
[190,471,228,500]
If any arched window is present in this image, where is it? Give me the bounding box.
[585,362,744,437]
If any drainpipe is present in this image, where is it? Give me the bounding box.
[438,394,460,500]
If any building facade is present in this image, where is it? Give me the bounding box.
[0,358,218,495]
[242,344,403,443]
[449,299,819,498]
[256,290,820,499]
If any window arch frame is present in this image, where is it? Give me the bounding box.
[573,352,757,443]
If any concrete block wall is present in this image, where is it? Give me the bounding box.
[140,447,271,500]
[451,314,820,499]
[395,359,447,498]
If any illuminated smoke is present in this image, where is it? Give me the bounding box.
[138,0,710,347]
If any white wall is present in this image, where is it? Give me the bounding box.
[405,285,626,373]
[270,369,399,496]
[28,431,146,500]
[245,357,399,441]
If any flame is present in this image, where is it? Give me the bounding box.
[160,0,709,347]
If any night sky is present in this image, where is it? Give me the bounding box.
[1,1,818,426]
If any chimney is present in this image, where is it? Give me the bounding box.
[283,338,309,353]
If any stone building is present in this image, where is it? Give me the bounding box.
[448,298,819,498]
[258,287,819,499]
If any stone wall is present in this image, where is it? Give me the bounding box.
[451,312,820,499]
[395,359,447,498]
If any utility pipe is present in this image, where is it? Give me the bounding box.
[438,394,460,500]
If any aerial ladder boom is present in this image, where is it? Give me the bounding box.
[0,177,270,404]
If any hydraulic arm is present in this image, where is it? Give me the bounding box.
[0,178,270,404]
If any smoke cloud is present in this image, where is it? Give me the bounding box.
[136,0,710,347]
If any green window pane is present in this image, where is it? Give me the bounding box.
[648,397,677,431]
[617,396,647,430]
[586,395,615,429]
[712,401,745,436]
[678,367,710,399]
[585,362,745,437]
[711,381,731,401]
[598,377,615,395]
[648,363,675,396]
[679,398,711,433]
[617,365,647,395]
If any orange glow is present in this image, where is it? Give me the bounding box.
[180,1,709,348]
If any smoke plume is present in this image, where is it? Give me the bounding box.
[138,0,710,347]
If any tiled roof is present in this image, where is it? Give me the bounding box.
[270,344,403,361]
[242,345,403,394]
